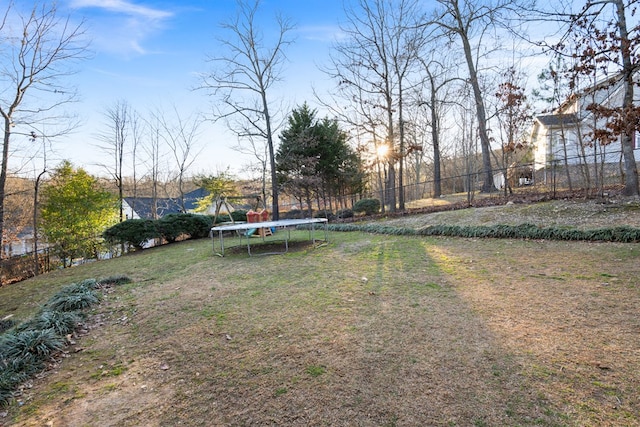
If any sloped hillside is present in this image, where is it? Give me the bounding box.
[379,197,640,230]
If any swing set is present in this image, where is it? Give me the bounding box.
[212,194,272,237]
[211,194,262,224]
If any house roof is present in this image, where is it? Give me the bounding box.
[124,188,210,219]
[535,113,579,127]
[554,71,640,115]
[123,197,180,219]
[182,188,212,211]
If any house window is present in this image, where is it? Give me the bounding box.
[635,132,640,149]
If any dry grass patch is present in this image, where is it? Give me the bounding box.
[427,238,640,426]
[384,198,640,230]
[1,226,639,426]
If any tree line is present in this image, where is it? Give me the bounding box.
[201,0,640,219]
[2,0,639,264]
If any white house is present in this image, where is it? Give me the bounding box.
[1,228,36,258]
[531,73,640,183]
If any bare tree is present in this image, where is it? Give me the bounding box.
[424,66,447,198]
[142,114,164,219]
[0,1,88,255]
[325,0,427,211]
[427,0,521,192]
[98,100,130,221]
[454,90,480,202]
[315,83,388,212]
[97,100,145,221]
[129,108,143,212]
[27,130,50,276]
[417,48,462,198]
[200,0,294,220]
[388,0,428,209]
[232,134,269,209]
[493,65,532,194]
[152,106,203,212]
[327,0,395,211]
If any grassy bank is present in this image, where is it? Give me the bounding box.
[1,229,639,426]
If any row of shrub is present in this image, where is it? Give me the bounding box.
[103,211,264,250]
[0,275,131,406]
[326,222,640,243]
[103,213,217,250]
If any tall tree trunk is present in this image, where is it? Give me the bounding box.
[385,90,397,212]
[0,118,9,260]
[374,135,386,214]
[398,80,405,210]
[32,170,46,276]
[429,73,442,198]
[459,26,494,193]
[616,0,639,196]
[262,92,280,220]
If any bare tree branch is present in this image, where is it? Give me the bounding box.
[0,1,89,261]
[198,0,294,219]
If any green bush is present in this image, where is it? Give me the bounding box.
[156,214,184,243]
[214,210,247,224]
[314,209,335,220]
[336,209,354,219]
[77,278,99,290]
[353,198,381,215]
[231,210,247,222]
[103,218,159,250]
[0,319,16,334]
[22,310,82,336]
[158,213,212,242]
[44,283,101,312]
[104,214,214,250]
[0,329,64,372]
[326,222,640,243]
[0,369,28,406]
[192,215,214,238]
[214,213,231,223]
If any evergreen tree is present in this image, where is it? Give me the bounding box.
[276,104,364,215]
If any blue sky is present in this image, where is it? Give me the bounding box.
[53,0,346,177]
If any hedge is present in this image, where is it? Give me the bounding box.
[326,222,640,243]
[103,213,214,249]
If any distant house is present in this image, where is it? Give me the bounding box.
[123,188,216,220]
[531,73,640,183]
[1,228,36,258]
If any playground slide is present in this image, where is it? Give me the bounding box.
[245,227,275,237]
